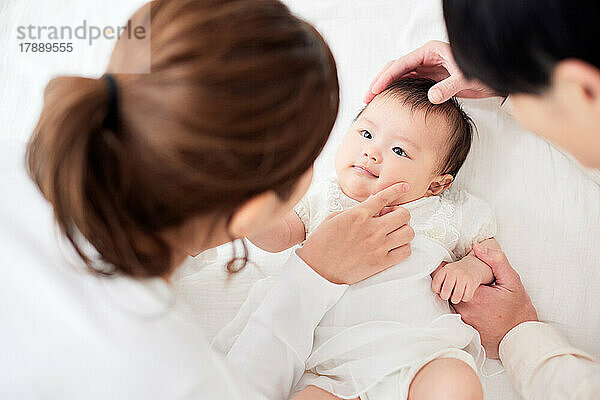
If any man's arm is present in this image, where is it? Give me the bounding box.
[499,321,600,400]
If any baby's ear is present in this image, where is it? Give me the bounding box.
[427,174,454,196]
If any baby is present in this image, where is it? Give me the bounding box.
[215,79,499,400]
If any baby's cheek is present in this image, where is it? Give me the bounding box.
[338,171,369,201]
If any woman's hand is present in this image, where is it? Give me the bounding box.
[296,182,414,284]
[453,244,538,359]
[364,40,497,104]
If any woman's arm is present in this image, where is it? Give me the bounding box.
[226,183,414,399]
[226,250,347,399]
[247,211,305,253]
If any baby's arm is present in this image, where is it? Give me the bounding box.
[247,210,306,253]
[431,238,500,304]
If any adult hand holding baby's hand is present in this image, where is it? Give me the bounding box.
[453,244,538,358]
[296,182,414,284]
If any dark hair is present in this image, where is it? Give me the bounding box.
[26,0,339,278]
[443,0,600,95]
[367,78,474,178]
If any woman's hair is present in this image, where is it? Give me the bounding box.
[443,0,600,95]
[27,0,339,277]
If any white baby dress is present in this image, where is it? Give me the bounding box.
[213,177,496,399]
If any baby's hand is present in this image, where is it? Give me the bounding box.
[431,258,486,304]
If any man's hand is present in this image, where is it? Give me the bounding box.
[453,243,538,359]
[364,40,497,104]
[297,182,415,285]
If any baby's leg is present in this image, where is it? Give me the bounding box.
[292,385,360,400]
[408,358,483,400]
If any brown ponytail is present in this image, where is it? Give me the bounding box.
[27,0,339,278]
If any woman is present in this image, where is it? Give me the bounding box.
[366,0,600,399]
[1,0,415,398]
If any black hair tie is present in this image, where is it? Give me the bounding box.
[102,74,119,130]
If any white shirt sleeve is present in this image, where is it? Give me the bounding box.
[226,249,348,400]
[499,321,600,400]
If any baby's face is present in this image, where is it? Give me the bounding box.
[335,94,452,204]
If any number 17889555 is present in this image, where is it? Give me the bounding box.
[19,42,73,52]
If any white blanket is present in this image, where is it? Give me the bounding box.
[1,2,599,400]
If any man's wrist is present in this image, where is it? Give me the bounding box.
[499,320,543,361]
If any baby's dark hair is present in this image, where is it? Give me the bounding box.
[369,78,475,178]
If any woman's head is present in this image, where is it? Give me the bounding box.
[27,0,339,277]
[443,0,600,168]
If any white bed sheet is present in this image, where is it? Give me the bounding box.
[1,1,599,400]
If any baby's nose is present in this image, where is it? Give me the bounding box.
[363,149,381,163]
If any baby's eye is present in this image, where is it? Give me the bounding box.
[392,147,408,157]
[360,130,373,139]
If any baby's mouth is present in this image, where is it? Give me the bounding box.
[352,165,379,178]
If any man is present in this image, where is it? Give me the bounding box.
[366,1,600,399]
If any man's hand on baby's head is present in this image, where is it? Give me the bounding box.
[364,40,497,104]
